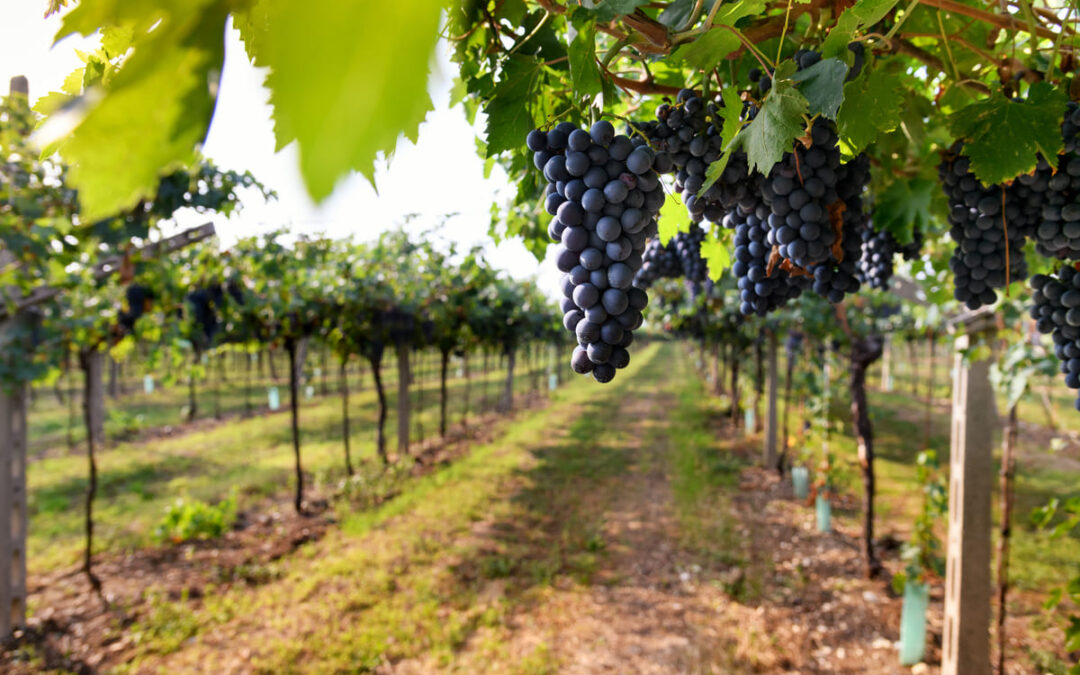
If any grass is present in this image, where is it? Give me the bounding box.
[115,341,675,672]
[25,344,563,574]
[741,344,1080,641]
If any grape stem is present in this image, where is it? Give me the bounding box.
[892,40,991,94]
[883,0,921,42]
[914,0,1060,40]
[776,0,795,64]
[723,24,775,75]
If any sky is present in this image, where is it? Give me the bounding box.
[0,4,561,295]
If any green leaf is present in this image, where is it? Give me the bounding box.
[874,178,935,245]
[568,18,603,100]
[658,192,690,244]
[948,83,1067,185]
[837,68,903,156]
[669,0,765,70]
[584,0,650,21]
[1068,616,1080,652]
[698,87,744,196]
[484,56,544,156]
[701,231,731,280]
[658,0,717,28]
[733,65,808,176]
[821,0,902,59]
[52,1,228,221]
[792,58,848,119]
[243,0,443,199]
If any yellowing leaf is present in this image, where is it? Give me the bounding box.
[698,86,743,196]
[658,191,690,244]
[701,232,731,281]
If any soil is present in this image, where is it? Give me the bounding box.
[0,392,549,675]
[2,378,1068,674]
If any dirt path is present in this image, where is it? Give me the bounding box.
[435,365,710,673]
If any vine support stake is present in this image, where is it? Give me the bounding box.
[396,343,411,458]
[942,313,997,675]
[0,317,29,638]
[763,332,779,469]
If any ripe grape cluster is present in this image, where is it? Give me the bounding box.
[939,102,1080,309]
[785,331,804,361]
[856,225,895,290]
[673,224,708,283]
[939,150,1031,310]
[728,204,810,316]
[528,120,663,383]
[185,288,219,343]
[641,89,758,223]
[760,121,842,269]
[635,237,681,288]
[1031,269,1080,410]
[1022,102,1080,260]
[118,284,152,333]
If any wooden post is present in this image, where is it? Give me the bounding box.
[396,343,410,456]
[880,337,893,392]
[764,332,778,469]
[0,318,28,637]
[942,326,996,675]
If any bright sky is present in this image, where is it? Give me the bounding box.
[0,5,561,295]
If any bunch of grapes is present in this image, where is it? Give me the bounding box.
[643,89,756,223]
[785,331,804,361]
[729,204,810,316]
[939,149,1029,310]
[759,120,842,270]
[673,224,708,283]
[634,237,682,288]
[899,227,924,261]
[118,284,152,333]
[1019,102,1080,260]
[185,288,219,343]
[1031,269,1080,409]
[856,225,897,290]
[528,120,664,383]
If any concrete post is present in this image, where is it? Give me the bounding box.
[942,329,996,675]
[0,322,28,637]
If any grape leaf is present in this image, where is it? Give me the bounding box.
[701,231,731,281]
[837,68,903,156]
[698,87,745,196]
[238,0,444,200]
[484,56,544,156]
[873,178,935,245]
[948,82,1067,185]
[658,192,691,245]
[821,0,902,58]
[669,0,766,70]
[49,1,227,221]
[733,62,808,176]
[791,58,848,119]
[568,18,603,99]
[583,0,650,21]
